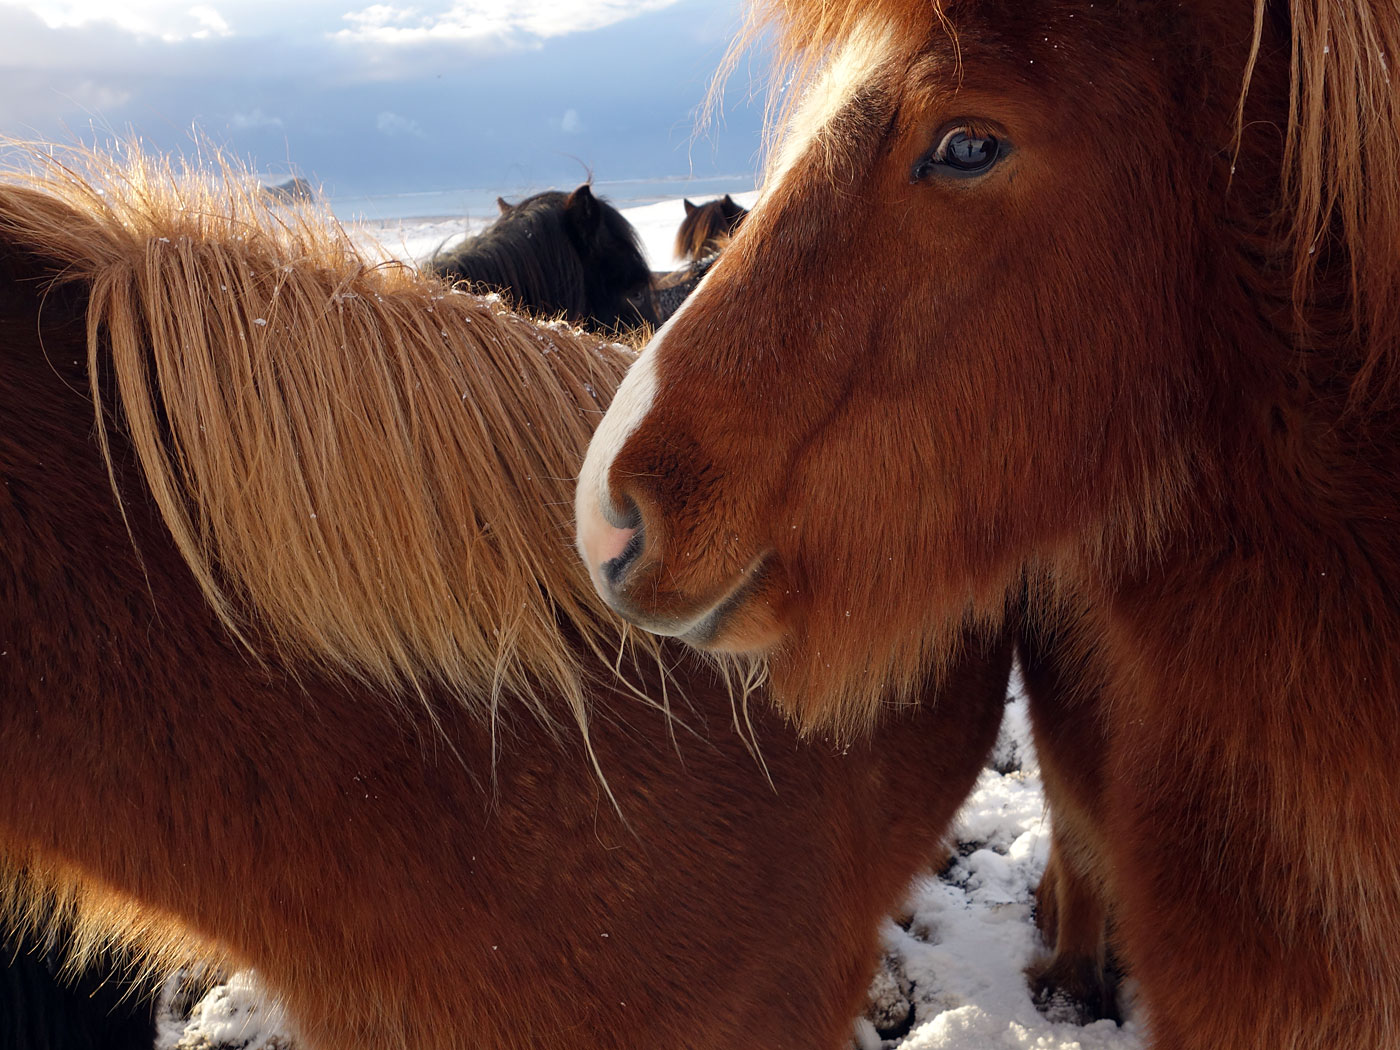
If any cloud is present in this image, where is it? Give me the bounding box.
[189,5,232,38]
[335,0,682,49]
[375,110,425,138]
[62,79,133,112]
[24,0,234,41]
[0,0,766,199]
[231,108,283,129]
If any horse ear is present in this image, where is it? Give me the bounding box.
[721,194,734,206]
[496,196,511,215]
[566,184,602,239]
[683,199,697,215]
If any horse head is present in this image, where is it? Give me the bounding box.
[577,0,1400,729]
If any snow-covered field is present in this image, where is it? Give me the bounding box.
[156,193,1143,1050]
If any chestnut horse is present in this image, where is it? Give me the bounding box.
[674,195,748,262]
[0,147,1014,1050]
[577,1,1400,1047]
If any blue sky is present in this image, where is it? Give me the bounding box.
[0,0,767,198]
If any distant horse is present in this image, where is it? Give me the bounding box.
[674,195,747,262]
[577,1,1400,1047]
[0,147,1014,1050]
[429,184,656,332]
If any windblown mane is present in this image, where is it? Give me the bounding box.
[0,144,654,733]
[722,0,1400,402]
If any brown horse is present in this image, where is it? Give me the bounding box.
[0,145,1015,1050]
[577,1,1400,1047]
[674,195,748,262]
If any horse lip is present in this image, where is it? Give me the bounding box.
[680,553,772,649]
[605,551,772,646]
[599,592,696,638]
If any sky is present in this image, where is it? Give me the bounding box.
[0,0,769,202]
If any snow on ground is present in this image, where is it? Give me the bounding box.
[157,668,1143,1050]
[858,681,1142,1050]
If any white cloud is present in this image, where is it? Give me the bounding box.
[375,110,424,137]
[231,107,283,129]
[335,0,682,48]
[189,4,231,37]
[559,107,582,134]
[22,0,235,40]
[64,79,133,111]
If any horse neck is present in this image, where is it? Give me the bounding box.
[1074,299,1400,743]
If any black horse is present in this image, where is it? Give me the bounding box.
[429,184,655,333]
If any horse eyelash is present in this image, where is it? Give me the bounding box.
[931,118,1001,159]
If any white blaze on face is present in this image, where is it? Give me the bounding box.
[575,336,658,586]
[576,22,897,592]
[577,259,732,590]
[763,19,901,197]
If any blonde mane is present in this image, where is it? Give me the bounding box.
[0,143,656,734]
[1259,0,1400,402]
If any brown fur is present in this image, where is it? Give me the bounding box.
[579,1,1400,1046]
[0,143,1015,1050]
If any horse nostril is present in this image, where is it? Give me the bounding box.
[602,526,645,587]
[602,492,641,531]
[599,492,645,586]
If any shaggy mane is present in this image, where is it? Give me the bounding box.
[0,143,657,734]
[723,0,1400,402]
[1252,0,1400,404]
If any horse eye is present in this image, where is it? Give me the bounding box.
[912,127,1004,182]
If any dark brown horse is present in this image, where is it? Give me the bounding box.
[674,195,748,262]
[429,184,656,332]
[577,2,1400,1047]
[0,146,1014,1050]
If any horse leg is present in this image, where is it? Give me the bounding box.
[1027,819,1119,1024]
[1017,609,1120,1025]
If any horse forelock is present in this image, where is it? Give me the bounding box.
[0,143,659,732]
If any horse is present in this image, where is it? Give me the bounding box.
[428,184,657,333]
[674,195,748,263]
[575,1,1400,1046]
[0,144,1016,1050]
